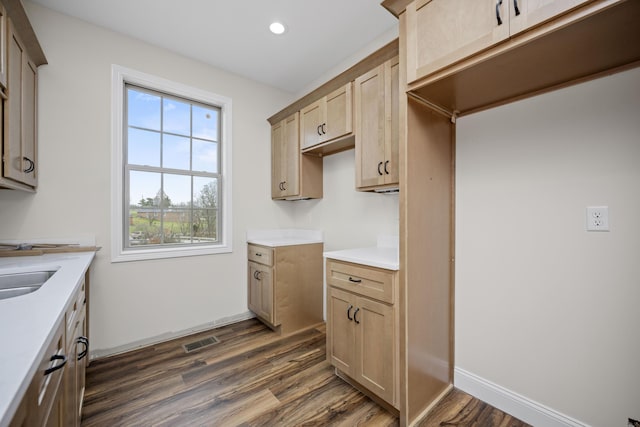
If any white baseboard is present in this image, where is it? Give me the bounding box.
[89,311,255,360]
[454,367,589,427]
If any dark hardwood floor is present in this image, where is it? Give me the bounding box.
[82,318,530,427]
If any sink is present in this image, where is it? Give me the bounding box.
[0,270,57,300]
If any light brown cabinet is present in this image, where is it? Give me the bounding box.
[405,0,592,85]
[9,274,90,427]
[2,19,37,188]
[63,279,88,427]
[248,243,323,335]
[300,83,352,151]
[0,0,47,191]
[326,259,398,407]
[271,112,322,200]
[355,56,400,191]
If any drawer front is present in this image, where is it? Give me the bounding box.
[248,244,273,266]
[33,320,66,426]
[326,260,396,304]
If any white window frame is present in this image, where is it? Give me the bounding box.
[111,65,232,262]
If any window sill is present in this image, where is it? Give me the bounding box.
[111,243,232,263]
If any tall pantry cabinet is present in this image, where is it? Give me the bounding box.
[382,0,640,425]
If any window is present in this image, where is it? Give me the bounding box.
[111,66,232,262]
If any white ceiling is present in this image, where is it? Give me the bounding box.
[28,0,399,94]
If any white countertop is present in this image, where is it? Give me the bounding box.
[0,252,95,427]
[246,229,323,247]
[324,235,399,270]
[324,246,399,271]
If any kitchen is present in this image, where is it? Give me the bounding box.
[0,1,639,426]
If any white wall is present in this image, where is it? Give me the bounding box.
[292,149,399,251]
[456,67,640,427]
[0,3,398,355]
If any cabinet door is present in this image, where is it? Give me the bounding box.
[406,0,510,84]
[324,83,352,142]
[355,57,400,190]
[355,64,386,189]
[281,113,300,197]
[248,262,262,315]
[300,98,324,150]
[385,57,400,186]
[355,296,395,404]
[4,21,38,187]
[271,113,300,199]
[509,0,593,36]
[248,262,274,324]
[271,119,285,198]
[327,287,356,376]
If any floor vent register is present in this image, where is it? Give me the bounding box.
[183,336,220,353]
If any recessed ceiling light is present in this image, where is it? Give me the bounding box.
[269,22,286,35]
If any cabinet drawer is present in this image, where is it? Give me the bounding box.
[33,320,66,425]
[248,244,273,266]
[326,260,396,304]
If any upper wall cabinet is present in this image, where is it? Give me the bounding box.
[0,0,47,192]
[300,83,353,152]
[271,112,322,200]
[405,0,592,85]
[4,20,38,188]
[354,56,400,191]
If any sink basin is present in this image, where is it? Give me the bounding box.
[0,270,57,300]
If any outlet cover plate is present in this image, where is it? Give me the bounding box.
[586,206,609,231]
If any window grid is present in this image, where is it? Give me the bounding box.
[124,83,222,250]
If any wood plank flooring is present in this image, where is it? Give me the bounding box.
[82,318,530,427]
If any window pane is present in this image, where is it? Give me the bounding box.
[128,171,162,246]
[193,105,218,141]
[163,173,191,207]
[192,139,218,173]
[193,177,218,208]
[127,88,160,131]
[128,128,160,167]
[163,98,190,136]
[163,209,191,244]
[193,209,217,242]
[163,134,190,170]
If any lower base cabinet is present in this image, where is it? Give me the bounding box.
[326,259,399,408]
[9,274,89,427]
[248,243,323,335]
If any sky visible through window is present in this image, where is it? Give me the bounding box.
[127,87,220,206]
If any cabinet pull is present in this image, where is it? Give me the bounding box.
[513,0,520,16]
[353,308,360,324]
[255,253,262,257]
[23,157,35,173]
[496,0,503,25]
[317,124,322,136]
[347,304,353,321]
[256,271,262,281]
[384,160,390,175]
[282,181,287,191]
[377,161,383,176]
[321,123,326,135]
[44,354,67,375]
[348,277,362,283]
[77,336,89,361]
[253,271,259,279]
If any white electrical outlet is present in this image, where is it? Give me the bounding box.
[586,206,609,231]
